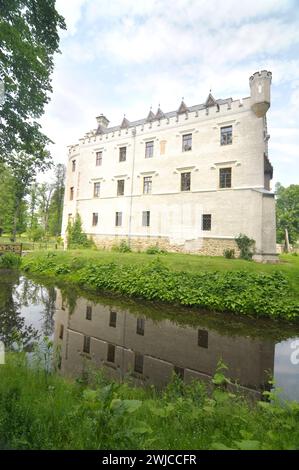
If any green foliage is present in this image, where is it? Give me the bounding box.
[27,225,45,242]
[21,254,299,321]
[146,245,167,255]
[48,164,66,236]
[235,234,255,260]
[0,1,66,161]
[112,240,132,253]
[276,183,299,244]
[223,248,235,259]
[0,253,21,269]
[0,354,299,450]
[67,214,94,249]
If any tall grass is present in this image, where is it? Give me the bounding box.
[0,354,299,450]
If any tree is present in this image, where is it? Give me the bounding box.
[276,183,299,244]
[0,163,15,234]
[48,163,65,236]
[8,151,52,241]
[67,213,93,248]
[37,182,55,235]
[0,0,66,163]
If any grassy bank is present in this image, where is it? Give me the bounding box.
[20,250,299,321]
[0,354,299,450]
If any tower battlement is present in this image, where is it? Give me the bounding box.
[249,70,272,118]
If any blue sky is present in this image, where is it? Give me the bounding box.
[40,0,299,186]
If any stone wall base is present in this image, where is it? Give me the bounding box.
[90,234,241,257]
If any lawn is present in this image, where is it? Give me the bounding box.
[23,249,299,298]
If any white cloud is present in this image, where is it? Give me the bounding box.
[38,0,299,186]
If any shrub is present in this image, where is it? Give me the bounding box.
[146,245,167,255]
[223,249,235,259]
[0,253,21,268]
[235,234,255,260]
[67,214,94,249]
[112,240,132,253]
[27,226,45,242]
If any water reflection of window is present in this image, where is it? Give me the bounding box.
[109,310,117,327]
[134,353,144,374]
[83,335,91,354]
[86,305,92,321]
[136,318,145,336]
[174,366,184,380]
[107,343,115,363]
[198,329,208,348]
[59,324,64,339]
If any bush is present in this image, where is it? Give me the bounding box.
[235,234,255,260]
[223,249,235,259]
[27,226,45,242]
[146,245,167,255]
[67,214,94,249]
[0,253,21,268]
[112,240,132,253]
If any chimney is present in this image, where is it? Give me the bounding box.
[96,114,110,128]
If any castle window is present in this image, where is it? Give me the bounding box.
[134,353,144,374]
[109,310,117,327]
[220,126,232,145]
[181,172,191,191]
[219,167,232,188]
[143,176,152,194]
[182,133,192,152]
[70,187,74,200]
[107,343,115,363]
[142,211,150,227]
[198,329,208,348]
[86,305,92,321]
[202,214,211,231]
[83,336,91,354]
[136,318,145,336]
[115,212,122,227]
[119,147,127,162]
[93,182,101,197]
[92,212,98,226]
[117,179,125,196]
[145,141,154,158]
[96,151,102,166]
[59,324,64,340]
[72,160,76,172]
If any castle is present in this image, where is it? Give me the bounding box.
[62,70,276,261]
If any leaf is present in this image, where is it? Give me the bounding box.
[110,399,142,415]
[82,389,98,402]
[235,440,261,450]
[211,442,234,450]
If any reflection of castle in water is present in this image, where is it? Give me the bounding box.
[54,291,275,398]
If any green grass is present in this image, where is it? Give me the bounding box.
[20,250,299,322]
[0,354,299,450]
[22,249,299,295]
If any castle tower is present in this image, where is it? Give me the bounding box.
[249,70,272,118]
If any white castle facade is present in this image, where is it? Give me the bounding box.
[62,70,276,261]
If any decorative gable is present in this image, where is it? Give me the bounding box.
[177,100,188,114]
[155,107,165,120]
[120,116,130,129]
[146,109,155,122]
[205,93,217,107]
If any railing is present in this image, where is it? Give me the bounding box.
[0,243,23,255]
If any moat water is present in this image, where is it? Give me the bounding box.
[0,270,299,401]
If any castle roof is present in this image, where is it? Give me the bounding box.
[93,96,233,135]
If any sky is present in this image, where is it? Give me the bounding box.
[40,0,299,186]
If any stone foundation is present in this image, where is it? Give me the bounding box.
[90,234,240,257]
